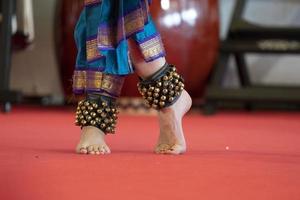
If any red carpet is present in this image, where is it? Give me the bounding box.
[1,106,300,200]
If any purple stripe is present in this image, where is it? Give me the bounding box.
[86,34,98,41]
[87,56,105,63]
[145,52,166,63]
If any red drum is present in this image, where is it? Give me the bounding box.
[55,0,219,98]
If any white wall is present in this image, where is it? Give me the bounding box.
[10,0,63,102]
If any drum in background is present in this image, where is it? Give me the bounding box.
[55,0,219,99]
[123,0,219,98]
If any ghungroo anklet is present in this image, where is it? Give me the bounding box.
[137,63,185,110]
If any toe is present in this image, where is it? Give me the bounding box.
[80,148,88,154]
[166,144,185,155]
[87,146,95,154]
[155,144,170,154]
[103,145,111,154]
[93,145,101,155]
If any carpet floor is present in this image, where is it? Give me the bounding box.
[0,106,300,200]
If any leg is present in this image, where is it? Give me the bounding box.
[128,39,192,155]
[73,2,124,155]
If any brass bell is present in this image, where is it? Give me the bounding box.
[88,106,93,111]
[153,99,159,104]
[161,96,167,101]
[152,104,158,109]
[92,103,98,109]
[79,115,84,120]
[169,97,174,102]
[86,115,92,121]
[147,97,153,101]
[169,84,174,90]
[83,110,89,115]
[81,120,87,125]
[91,112,97,118]
[175,92,180,96]
[81,106,86,110]
[112,113,118,119]
[169,91,175,96]
[149,87,155,91]
[90,120,96,126]
[111,108,116,113]
[106,127,112,133]
[154,88,160,93]
[102,102,108,107]
[97,109,103,114]
[163,76,169,81]
[147,91,152,96]
[78,100,84,105]
[96,117,101,123]
[163,82,169,87]
[84,101,90,107]
[101,113,107,118]
[153,93,159,98]
[159,101,165,107]
[175,86,180,91]
[104,118,110,124]
[105,108,111,112]
[156,82,162,87]
[162,89,168,94]
[142,87,147,93]
[100,123,106,128]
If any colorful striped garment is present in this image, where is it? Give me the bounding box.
[73,0,165,96]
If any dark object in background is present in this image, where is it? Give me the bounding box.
[54,0,83,101]
[0,0,22,113]
[55,0,219,99]
[204,0,300,114]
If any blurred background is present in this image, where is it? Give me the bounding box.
[1,0,300,113]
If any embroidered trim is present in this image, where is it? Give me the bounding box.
[97,2,150,49]
[86,36,103,63]
[139,34,166,62]
[73,70,125,98]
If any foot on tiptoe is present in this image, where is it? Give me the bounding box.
[76,126,111,155]
[155,90,192,155]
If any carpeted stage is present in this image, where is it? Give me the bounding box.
[0,106,300,200]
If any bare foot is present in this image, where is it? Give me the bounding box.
[155,90,192,155]
[76,126,111,155]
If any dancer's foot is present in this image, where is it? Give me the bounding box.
[155,90,192,155]
[76,126,111,155]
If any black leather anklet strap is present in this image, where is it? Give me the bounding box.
[75,94,119,134]
[137,63,185,109]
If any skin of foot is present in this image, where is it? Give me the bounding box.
[127,39,192,155]
[155,89,192,155]
[76,126,111,155]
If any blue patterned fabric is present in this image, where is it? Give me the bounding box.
[74,0,165,76]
